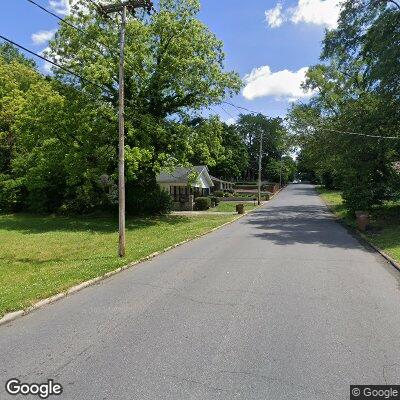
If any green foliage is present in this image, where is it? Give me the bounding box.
[126,173,173,215]
[0,0,242,216]
[195,196,211,210]
[210,196,220,206]
[235,114,294,182]
[0,175,23,212]
[288,0,400,212]
[213,191,224,198]
[209,123,249,180]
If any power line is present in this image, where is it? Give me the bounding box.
[24,0,146,84]
[222,101,261,115]
[218,105,235,119]
[0,34,110,93]
[26,0,87,35]
[318,127,400,140]
[25,0,118,58]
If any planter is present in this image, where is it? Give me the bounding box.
[236,204,245,214]
[355,211,370,232]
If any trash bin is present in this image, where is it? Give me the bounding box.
[355,211,369,231]
[236,204,245,214]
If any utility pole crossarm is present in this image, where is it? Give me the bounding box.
[101,1,153,14]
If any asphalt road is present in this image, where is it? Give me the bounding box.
[1,184,400,399]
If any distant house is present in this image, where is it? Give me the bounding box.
[210,176,235,192]
[157,166,214,210]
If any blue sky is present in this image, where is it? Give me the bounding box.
[0,0,340,120]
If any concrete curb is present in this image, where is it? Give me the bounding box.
[0,188,286,327]
[359,233,400,274]
[0,213,248,327]
[317,189,400,274]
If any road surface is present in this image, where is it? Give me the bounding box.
[1,184,399,399]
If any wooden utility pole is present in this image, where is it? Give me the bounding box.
[100,0,153,257]
[257,131,263,206]
[118,5,126,258]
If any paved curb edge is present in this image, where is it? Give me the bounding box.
[317,189,400,274]
[0,207,261,326]
[0,187,286,327]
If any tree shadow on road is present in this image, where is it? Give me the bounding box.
[245,204,370,250]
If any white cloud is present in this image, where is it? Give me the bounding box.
[48,0,70,15]
[243,65,313,101]
[225,117,237,126]
[32,29,56,45]
[265,3,284,28]
[48,0,98,16]
[40,46,64,74]
[39,47,53,74]
[265,0,341,29]
[290,0,340,29]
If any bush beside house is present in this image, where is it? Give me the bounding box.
[195,197,211,210]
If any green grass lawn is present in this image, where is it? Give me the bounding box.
[316,187,400,263]
[210,201,258,213]
[0,213,236,318]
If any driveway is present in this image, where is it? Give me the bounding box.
[1,184,399,399]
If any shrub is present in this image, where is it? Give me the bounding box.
[214,190,224,197]
[211,196,220,206]
[0,176,24,212]
[147,189,173,215]
[126,183,172,215]
[195,197,211,210]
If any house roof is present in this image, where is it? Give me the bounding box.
[157,166,212,185]
[209,175,234,185]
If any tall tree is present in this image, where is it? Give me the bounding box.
[47,0,242,210]
[288,0,400,212]
[235,114,290,182]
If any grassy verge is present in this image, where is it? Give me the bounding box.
[0,213,236,317]
[316,187,400,264]
[210,201,258,213]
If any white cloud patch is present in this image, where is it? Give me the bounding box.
[39,47,53,74]
[225,117,237,126]
[265,3,284,28]
[48,0,70,15]
[265,0,341,29]
[40,46,64,75]
[32,30,56,45]
[48,0,98,16]
[290,0,340,29]
[243,65,313,101]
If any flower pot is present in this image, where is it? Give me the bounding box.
[236,204,245,214]
[355,211,369,232]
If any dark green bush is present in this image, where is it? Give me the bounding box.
[0,176,24,212]
[214,190,224,197]
[211,196,220,206]
[126,181,172,215]
[195,197,211,210]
